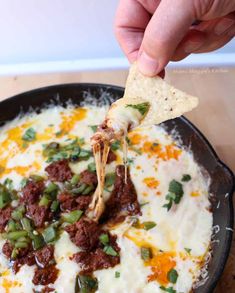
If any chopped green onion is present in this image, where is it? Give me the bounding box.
[143,221,157,231]
[39,195,50,206]
[167,268,178,284]
[103,245,118,256]
[140,247,152,261]
[70,174,80,186]
[20,178,28,188]
[82,184,94,195]
[22,128,36,142]
[42,226,57,243]
[30,174,44,182]
[88,162,96,173]
[11,247,19,259]
[78,149,92,160]
[104,173,116,188]
[29,233,45,250]
[126,102,150,116]
[44,182,59,200]
[21,218,33,232]
[51,200,60,212]
[0,190,12,209]
[115,271,120,278]
[71,183,87,194]
[11,206,26,221]
[140,202,149,208]
[99,233,109,245]
[181,174,191,182]
[15,241,28,249]
[6,230,28,241]
[7,220,18,232]
[62,210,83,224]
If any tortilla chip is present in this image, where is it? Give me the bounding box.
[123,63,198,126]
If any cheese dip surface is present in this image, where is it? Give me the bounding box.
[0,105,212,293]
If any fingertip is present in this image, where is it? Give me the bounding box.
[137,51,164,77]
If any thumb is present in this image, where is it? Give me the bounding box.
[138,0,196,76]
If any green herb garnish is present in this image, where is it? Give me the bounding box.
[99,233,109,245]
[115,271,120,278]
[22,128,36,142]
[159,286,176,293]
[163,180,184,211]
[103,245,118,256]
[167,268,178,284]
[140,247,152,261]
[42,226,57,243]
[184,247,191,254]
[181,174,191,182]
[89,125,98,132]
[126,102,150,116]
[75,274,98,293]
[143,221,157,231]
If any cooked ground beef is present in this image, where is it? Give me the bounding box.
[2,241,13,258]
[0,206,12,232]
[26,204,52,228]
[58,193,91,212]
[65,218,101,251]
[32,265,59,286]
[103,165,141,223]
[22,180,45,204]
[45,159,73,182]
[80,170,98,186]
[34,245,54,268]
[107,150,117,164]
[12,251,36,274]
[73,240,120,274]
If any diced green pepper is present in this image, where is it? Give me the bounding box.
[75,274,98,293]
[6,230,28,241]
[0,190,12,209]
[51,200,60,212]
[103,245,118,256]
[70,174,80,186]
[21,218,33,232]
[39,195,50,206]
[62,210,83,224]
[87,162,96,173]
[42,226,57,243]
[15,241,28,249]
[71,183,87,194]
[11,206,26,221]
[82,185,94,195]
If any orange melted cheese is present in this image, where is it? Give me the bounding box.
[124,232,176,286]
[142,142,182,161]
[60,108,87,133]
[1,278,22,293]
[143,177,159,189]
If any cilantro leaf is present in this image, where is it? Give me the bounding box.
[126,102,150,116]
[22,128,36,142]
[181,174,191,182]
[167,268,178,284]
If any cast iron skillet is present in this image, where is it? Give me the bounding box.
[0,83,234,292]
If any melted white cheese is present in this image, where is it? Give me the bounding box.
[0,105,212,293]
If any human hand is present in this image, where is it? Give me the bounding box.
[115,0,235,76]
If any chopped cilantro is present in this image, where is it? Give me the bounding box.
[181,174,191,182]
[143,221,157,231]
[126,102,150,116]
[76,274,98,292]
[115,271,120,278]
[163,180,184,211]
[160,286,176,293]
[22,128,36,142]
[167,268,178,284]
[140,247,152,261]
[184,247,191,254]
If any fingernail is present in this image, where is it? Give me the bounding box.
[214,18,235,35]
[138,51,159,76]
[184,41,203,53]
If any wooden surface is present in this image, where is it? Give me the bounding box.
[0,67,234,292]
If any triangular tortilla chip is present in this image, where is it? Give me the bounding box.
[122,63,198,126]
